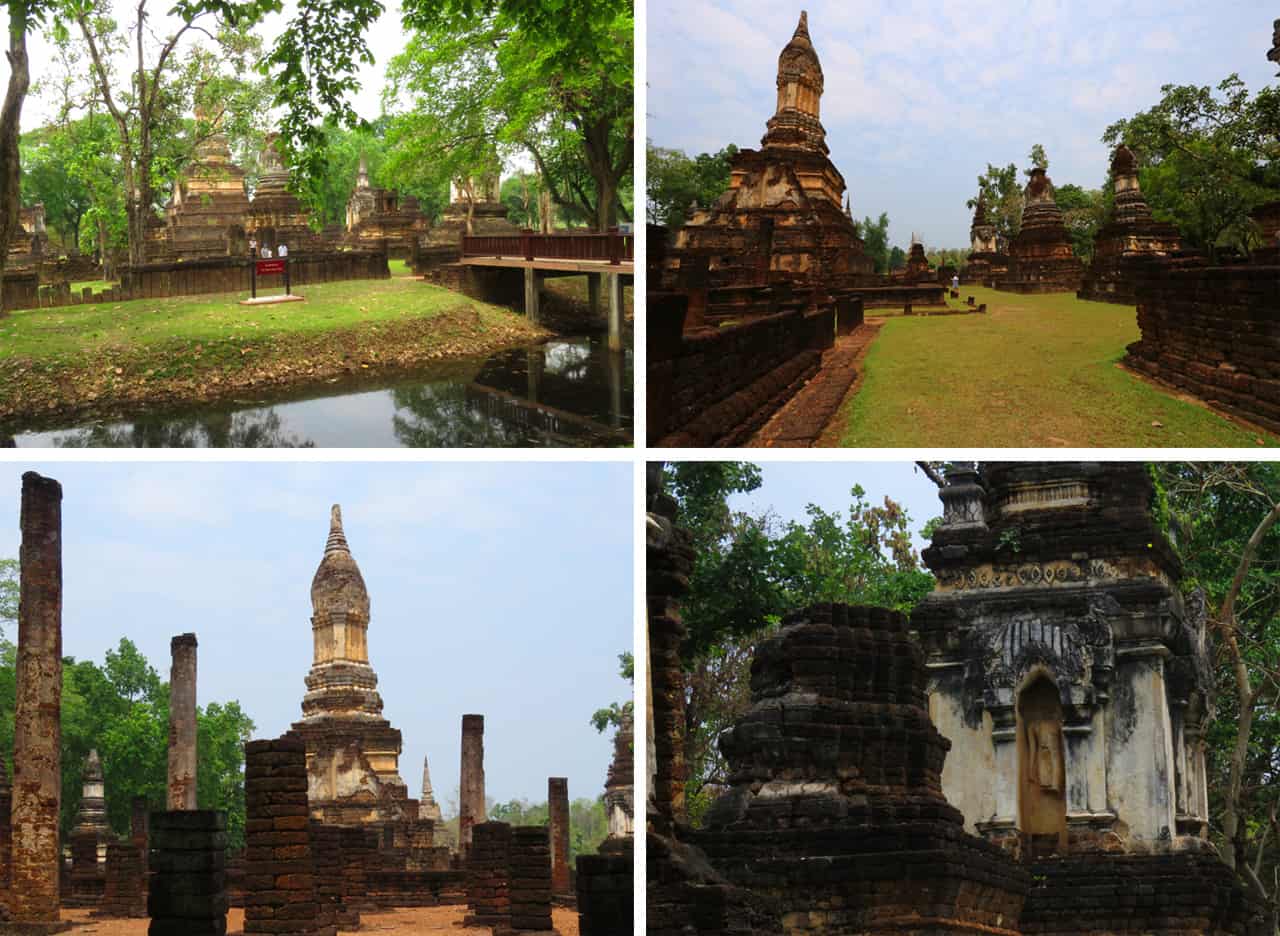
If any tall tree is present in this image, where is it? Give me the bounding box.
[1103,75,1280,256]
[860,211,891,274]
[645,142,736,231]
[1157,463,1280,932]
[0,0,55,315]
[967,162,1022,246]
[384,0,632,231]
[66,0,278,266]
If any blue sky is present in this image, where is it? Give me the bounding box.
[648,1,1278,248]
[725,461,940,553]
[0,461,633,812]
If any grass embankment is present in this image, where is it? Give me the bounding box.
[0,275,546,428]
[828,286,1278,448]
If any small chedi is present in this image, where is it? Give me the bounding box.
[416,173,522,275]
[246,133,338,255]
[995,168,1084,293]
[66,748,110,906]
[1077,145,1183,304]
[912,462,1262,935]
[900,232,931,282]
[345,156,428,259]
[150,109,252,261]
[666,12,875,293]
[966,196,1008,285]
[8,203,47,265]
[288,505,413,827]
[1124,20,1280,435]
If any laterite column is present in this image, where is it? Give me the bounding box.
[459,714,485,860]
[548,777,570,896]
[167,634,198,810]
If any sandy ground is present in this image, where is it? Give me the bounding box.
[62,905,581,935]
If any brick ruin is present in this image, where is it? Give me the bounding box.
[1122,24,1280,436]
[645,466,778,935]
[66,749,110,906]
[901,234,931,282]
[1077,145,1184,304]
[345,156,429,259]
[645,461,1269,935]
[8,471,73,931]
[465,821,512,928]
[417,174,522,273]
[417,754,443,823]
[647,13,953,447]
[0,483,590,935]
[667,13,874,292]
[288,505,412,828]
[147,810,229,936]
[994,168,1084,293]
[247,134,342,256]
[912,462,1264,934]
[575,714,634,936]
[966,196,1009,285]
[459,713,485,859]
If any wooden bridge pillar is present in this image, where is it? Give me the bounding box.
[524,268,541,325]
[606,271,623,353]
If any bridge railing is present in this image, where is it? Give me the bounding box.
[462,229,634,265]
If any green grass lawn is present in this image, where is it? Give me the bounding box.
[68,279,116,295]
[0,275,523,373]
[833,286,1278,448]
[388,258,413,277]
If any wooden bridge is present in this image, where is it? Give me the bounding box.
[460,230,634,273]
[460,229,633,351]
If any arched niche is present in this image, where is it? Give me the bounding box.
[1018,672,1067,855]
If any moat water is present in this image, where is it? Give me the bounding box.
[6,336,632,448]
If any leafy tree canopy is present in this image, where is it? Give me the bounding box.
[645,142,736,231]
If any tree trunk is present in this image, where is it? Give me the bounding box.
[0,1,32,317]
[539,188,552,234]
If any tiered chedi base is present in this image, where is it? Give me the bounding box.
[996,169,1083,294]
[691,603,1029,935]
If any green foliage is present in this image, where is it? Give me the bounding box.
[1155,464,1280,899]
[590,652,634,733]
[860,212,891,274]
[1028,143,1048,173]
[499,172,544,229]
[0,633,255,850]
[383,0,633,230]
[1055,183,1105,262]
[1103,75,1280,256]
[888,245,906,270]
[645,142,736,230]
[967,162,1022,245]
[0,559,16,638]
[488,796,608,860]
[663,464,936,824]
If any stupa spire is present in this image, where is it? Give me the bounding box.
[762,10,827,154]
[325,504,350,555]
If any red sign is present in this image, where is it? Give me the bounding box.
[256,259,286,275]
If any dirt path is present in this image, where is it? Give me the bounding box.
[751,322,881,447]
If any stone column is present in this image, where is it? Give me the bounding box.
[606,271,623,352]
[459,714,485,860]
[243,736,319,936]
[11,471,67,925]
[147,809,228,936]
[523,268,540,324]
[465,821,511,930]
[509,826,553,933]
[167,634,198,810]
[548,777,570,896]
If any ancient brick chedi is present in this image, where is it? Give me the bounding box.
[668,12,875,291]
[151,116,251,261]
[1078,146,1183,304]
[996,168,1084,293]
[417,754,443,823]
[967,196,1009,285]
[289,506,411,826]
[10,471,70,927]
[69,749,110,904]
[246,134,334,255]
[168,634,198,810]
[915,463,1212,855]
[691,603,1029,934]
[345,157,428,259]
[1122,23,1280,436]
[913,463,1262,935]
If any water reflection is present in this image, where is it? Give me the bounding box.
[10,337,631,448]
